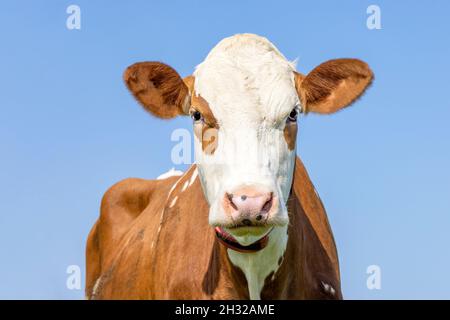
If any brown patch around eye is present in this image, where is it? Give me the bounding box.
[283,121,297,151]
[191,93,218,128]
[191,91,219,155]
[193,124,218,155]
[202,126,218,155]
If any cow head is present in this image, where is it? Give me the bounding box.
[124,34,373,249]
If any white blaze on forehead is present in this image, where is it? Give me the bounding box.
[193,34,300,125]
[193,34,298,207]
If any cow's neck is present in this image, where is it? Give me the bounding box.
[165,164,300,299]
[226,225,288,299]
[159,158,340,299]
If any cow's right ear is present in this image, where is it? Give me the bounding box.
[123,62,193,119]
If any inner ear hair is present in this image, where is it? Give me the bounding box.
[295,59,373,114]
[123,62,191,119]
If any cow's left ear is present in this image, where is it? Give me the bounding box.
[123,62,193,119]
[295,59,373,114]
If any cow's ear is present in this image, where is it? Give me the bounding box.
[123,62,193,119]
[295,59,373,114]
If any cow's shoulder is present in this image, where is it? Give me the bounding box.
[86,174,185,299]
[91,178,157,273]
[99,175,184,228]
[100,177,155,223]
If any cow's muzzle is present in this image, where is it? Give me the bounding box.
[221,186,279,227]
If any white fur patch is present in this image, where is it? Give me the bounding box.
[188,168,198,187]
[169,196,178,208]
[91,277,101,298]
[181,180,189,192]
[157,168,184,180]
[321,281,336,296]
[153,167,195,252]
[227,226,288,300]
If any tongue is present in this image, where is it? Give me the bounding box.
[214,227,238,241]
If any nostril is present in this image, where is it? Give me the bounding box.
[261,193,273,213]
[226,193,238,211]
[225,190,274,217]
[256,215,262,221]
[242,219,252,226]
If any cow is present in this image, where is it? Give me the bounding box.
[85,34,373,300]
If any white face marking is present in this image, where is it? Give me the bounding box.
[193,34,298,226]
[192,34,298,298]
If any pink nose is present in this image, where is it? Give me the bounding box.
[223,186,274,226]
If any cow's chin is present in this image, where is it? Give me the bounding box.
[208,203,289,247]
[224,226,273,246]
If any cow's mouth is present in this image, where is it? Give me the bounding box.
[214,226,273,253]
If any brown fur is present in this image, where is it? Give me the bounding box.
[191,93,218,128]
[191,92,219,155]
[201,127,219,155]
[183,75,195,95]
[123,62,190,118]
[86,158,342,299]
[295,59,373,114]
[193,124,218,155]
[283,121,298,151]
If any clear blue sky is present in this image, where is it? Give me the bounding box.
[0,1,449,299]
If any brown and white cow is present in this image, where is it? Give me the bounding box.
[86,34,373,300]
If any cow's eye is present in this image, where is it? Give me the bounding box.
[191,110,203,122]
[287,108,299,122]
